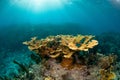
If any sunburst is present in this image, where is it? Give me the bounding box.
[11,0,66,12]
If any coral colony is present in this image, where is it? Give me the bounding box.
[23,34,117,80]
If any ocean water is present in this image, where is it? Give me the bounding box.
[0,0,120,79]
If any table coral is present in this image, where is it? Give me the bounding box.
[23,35,98,69]
[23,35,98,58]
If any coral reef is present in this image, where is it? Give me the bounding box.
[23,35,98,68]
[114,62,120,79]
[96,32,120,59]
[98,54,117,80]
[21,34,118,80]
[13,53,118,80]
[23,35,98,58]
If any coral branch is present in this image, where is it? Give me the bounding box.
[23,35,98,59]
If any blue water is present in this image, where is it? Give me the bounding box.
[0,0,120,79]
[0,0,120,32]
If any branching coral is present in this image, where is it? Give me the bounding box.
[23,35,98,58]
[21,34,120,80]
[23,34,98,69]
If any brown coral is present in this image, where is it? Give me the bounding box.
[98,54,117,69]
[98,54,117,80]
[60,57,74,69]
[60,35,98,51]
[99,68,116,80]
[23,35,98,58]
[23,35,98,69]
